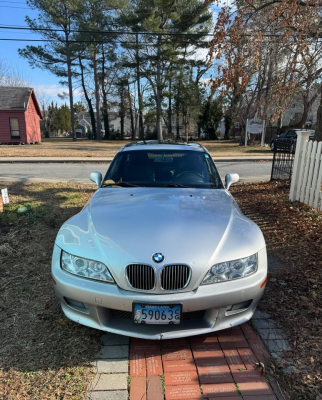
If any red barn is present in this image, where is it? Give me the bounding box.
[0,87,43,144]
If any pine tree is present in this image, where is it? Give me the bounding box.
[119,0,212,141]
[20,0,84,140]
[76,0,126,140]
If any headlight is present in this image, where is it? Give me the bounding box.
[61,250,115,283]
[201,253,258,285]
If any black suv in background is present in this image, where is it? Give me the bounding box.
[270,129,315,151]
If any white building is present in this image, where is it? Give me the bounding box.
[77,111,136,137]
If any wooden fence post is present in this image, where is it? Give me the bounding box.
[289,131,310,202]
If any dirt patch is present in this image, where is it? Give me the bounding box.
[0,182,101,400]
[232,181,322,400]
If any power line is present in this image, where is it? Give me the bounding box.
[0,5,30,9]
[0,24,309,39]
[0,37,173,46]
[0,25,213,38]
[0,25,307,39]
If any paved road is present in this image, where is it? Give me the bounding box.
[0,161,271,183]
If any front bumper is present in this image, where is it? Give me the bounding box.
[52,246,267,339]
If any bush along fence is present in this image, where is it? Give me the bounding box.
[289,131,322,211]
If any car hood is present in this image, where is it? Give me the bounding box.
[56,188,265,292]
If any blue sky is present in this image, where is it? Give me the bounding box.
[0,0,72,102]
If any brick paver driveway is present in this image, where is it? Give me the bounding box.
[129,322,278,400]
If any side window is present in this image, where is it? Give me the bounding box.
[9,118,20,138]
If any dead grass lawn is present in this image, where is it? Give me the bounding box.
[0,139,271,158]
[0,182,100,400]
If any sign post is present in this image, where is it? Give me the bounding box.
[1,188,9,204]
[245,119,248,147]
[0,188,9,212]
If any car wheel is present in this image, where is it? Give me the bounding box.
[270,142,275,151]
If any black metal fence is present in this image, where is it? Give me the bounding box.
[271,139,296,180]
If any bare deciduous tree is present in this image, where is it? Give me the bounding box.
[0,58,31,87]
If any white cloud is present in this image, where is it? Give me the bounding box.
[33,83,65,97]
[33,83,83,104]
[187,46,209,62]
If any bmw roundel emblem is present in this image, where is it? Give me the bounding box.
[152,253,164,263]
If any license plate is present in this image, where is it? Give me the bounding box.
[133,303,181,325]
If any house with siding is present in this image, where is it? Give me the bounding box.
[77,111,135,137]
[0,87,43,144]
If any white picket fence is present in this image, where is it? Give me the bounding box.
[289,131,322,211]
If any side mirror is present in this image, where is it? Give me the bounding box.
[225,173,239,190]
[90,171,102,188]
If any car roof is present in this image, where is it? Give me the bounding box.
[118,140,207,153]
[287,129,315,132]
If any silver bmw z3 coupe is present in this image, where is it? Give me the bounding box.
[52,141,267,339]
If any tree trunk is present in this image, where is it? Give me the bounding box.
[101,45,110,140]
[168,78,172,136]
[156,34,163,141]
[79,55,96,138]
[120,82,125,140]
[176,74,181,140]
[316,97,322,142]
[276,113,283,135]
[66,44,76,141]
[176,100,180,140]
[260,118,267,147]
[136,34,144,140]
[261,50,274,147]
[120,114,124,139]
[93,51,101,140]
[102,97,110,140]
[128,81,136,140]
[134,112,138,138]
[224,113,232,140]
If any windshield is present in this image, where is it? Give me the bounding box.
[103,150,223,189]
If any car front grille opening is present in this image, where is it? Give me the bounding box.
[110,309,205,321]
[64,297,87,313]
[183,310,205,320]
[126,264,155,290]
[225,300,253,316]
[161,264,191,290]
[226,300,253,312]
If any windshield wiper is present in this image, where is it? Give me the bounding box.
[164,183,193,188]
[103,181,138,188]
